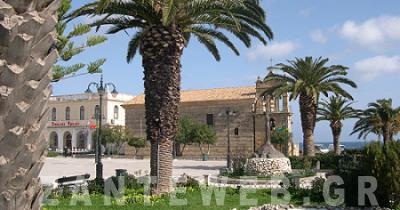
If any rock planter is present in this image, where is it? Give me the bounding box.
[246,158,292,177]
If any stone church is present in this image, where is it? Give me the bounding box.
[122,74,296,159]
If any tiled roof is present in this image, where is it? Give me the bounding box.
[123,86,255,106]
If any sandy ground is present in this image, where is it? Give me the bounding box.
[39,157,225,185]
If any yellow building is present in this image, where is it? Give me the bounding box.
[46,92,133,153]
[122,77,298,159]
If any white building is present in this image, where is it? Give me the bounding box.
[46,92,134,153]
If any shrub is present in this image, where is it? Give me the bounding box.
[362,142,400,208]
[289,156,304,169]
[315,152,340,170]
[176,174,200,190]
[47,151,58,157]
[231,149,248,177]
[88,179,104,194]
[337,141,400,208]
[289,153,341,170]
[123,189,163,205]
[309,177,325,202]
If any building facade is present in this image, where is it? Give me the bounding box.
[46,92,133,153]
[123,76,295,159]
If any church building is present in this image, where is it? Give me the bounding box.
[123,74,296,159]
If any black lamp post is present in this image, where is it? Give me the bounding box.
[226,109,236,170]
[85,75,118,182]
[251,99,258,153]
[262,96,272,145]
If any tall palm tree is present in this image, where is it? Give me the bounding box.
[352,99,400,144]
[317,96,357,155]
[265,57,357,156]
[0,1,59,210]
[68,0,273,194]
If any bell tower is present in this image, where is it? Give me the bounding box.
[253,68,293,154]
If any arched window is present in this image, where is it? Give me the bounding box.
[114,105,119,120]
[51,108,57,121]
[80,106,85,120]
[95,105,100,120]
[65,107,70,120]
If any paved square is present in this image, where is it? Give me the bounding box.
[40,157,225,185]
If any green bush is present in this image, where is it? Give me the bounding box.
[309,177,325,202]
[338,141,400,208]
[289,153,341,170]
[47,151,59,157]
[176,175,200,191]
[87,179,105,194]
[123,188,163,205]
[362,142,400,208]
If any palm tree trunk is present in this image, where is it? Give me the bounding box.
[382,122,392,145]
[299,94,317,156]
[330,121,342,155]
[140,25,184,195]
[0,1,59,209]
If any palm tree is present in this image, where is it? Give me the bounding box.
[53,0,108,82]
[265,57,357,156]
[317,96,357,155]
[0,1,59,210]
[352,99,400,144]
[68,0,273,194]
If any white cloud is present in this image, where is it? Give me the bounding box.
[353,55,400,81]
[247,41,300,61]
[339,16,400,50]
[310,29,327,44]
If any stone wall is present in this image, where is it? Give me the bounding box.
[125,99,256,159]
[246,158,292,176]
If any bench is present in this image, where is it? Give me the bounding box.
[55,174,90,191]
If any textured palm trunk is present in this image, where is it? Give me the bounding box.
[0,1,59,210]
[299,94,317,156]
[382,122,392,145]
[330,121,342,155]
[140,25,184,195]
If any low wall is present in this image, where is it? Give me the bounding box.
[246,158,292,176]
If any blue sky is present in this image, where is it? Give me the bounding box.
[53,0,400,143]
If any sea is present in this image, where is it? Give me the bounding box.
[298,141,368,150]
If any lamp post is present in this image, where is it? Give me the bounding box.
[85,74,118,182]
[226,109,236,170]
[251,98,258,153]
[262,96,272,145]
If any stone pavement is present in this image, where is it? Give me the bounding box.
[39,157,226,185]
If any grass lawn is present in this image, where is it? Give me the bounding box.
[43,188,309,210]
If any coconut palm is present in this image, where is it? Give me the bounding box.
[265,57,357,156]
[68,0,273,194]
[0,1,59,210]
[352,99,400,144]
[317,96,357,155]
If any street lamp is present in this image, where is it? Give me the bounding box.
[226,109,236,170]
[262,96,272,145]
[85,74,118,182]
[251,98,258,153]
